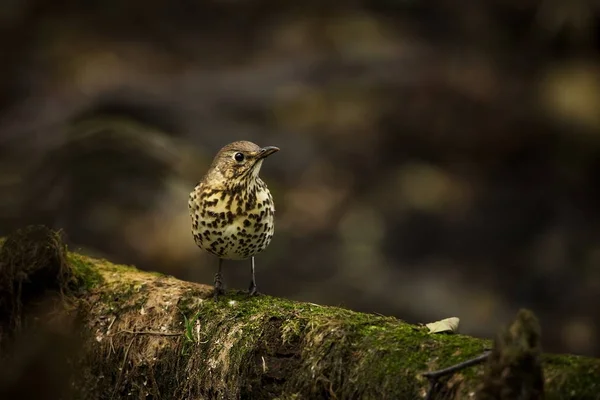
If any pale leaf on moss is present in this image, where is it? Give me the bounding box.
[426,317,460,334]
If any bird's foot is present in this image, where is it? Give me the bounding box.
[248,283,261,297]
[213,285,225,301]
[213,274,225,301]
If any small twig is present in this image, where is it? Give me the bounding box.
[107,317,118,356]
[111,337,135,400]
[114,329,183,336]
[106,316,117,333]
[423,351,491,379]
[423,351,491,400]
[261,356,267,373]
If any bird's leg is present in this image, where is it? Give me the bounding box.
[214,258,225,300]
[248,257,259,296]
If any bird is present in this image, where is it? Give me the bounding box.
[188,141,279,300]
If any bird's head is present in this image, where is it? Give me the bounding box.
[205,141,279,184]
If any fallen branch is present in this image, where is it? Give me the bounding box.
[0,226,599,399]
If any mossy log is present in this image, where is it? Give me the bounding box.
[0,227,599,400]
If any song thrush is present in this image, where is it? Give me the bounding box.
[189,141,279,299]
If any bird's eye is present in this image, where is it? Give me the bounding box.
[234,152,245,162]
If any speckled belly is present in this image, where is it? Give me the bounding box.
[189,186,275,260]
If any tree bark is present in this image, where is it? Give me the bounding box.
[0,226,598,400]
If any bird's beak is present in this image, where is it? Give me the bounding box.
[257,146,280,159]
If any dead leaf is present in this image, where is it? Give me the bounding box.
[426,317,460,334]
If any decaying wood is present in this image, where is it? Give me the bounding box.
[0,226,599,400]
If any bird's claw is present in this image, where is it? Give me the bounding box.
[213,285,225,301]
[248,283,260,297]
[214,273,225,301]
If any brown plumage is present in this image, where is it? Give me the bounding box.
[188,141,279,299]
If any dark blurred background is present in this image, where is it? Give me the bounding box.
[0,0,599,356]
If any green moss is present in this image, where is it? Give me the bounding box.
[543,354,600,399]
[148,270,167,278]
[175,294,274,397]
[99,260,140,274]
[281,317,303,344]
[67,253,104,290]
[430,332,492,375]
[172,292,494,399]
[5,228,599,399]
[40,246,600,399]
[72,268,600,400]
[99,280,149,314]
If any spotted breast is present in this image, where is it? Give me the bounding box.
[189,177,275,260]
